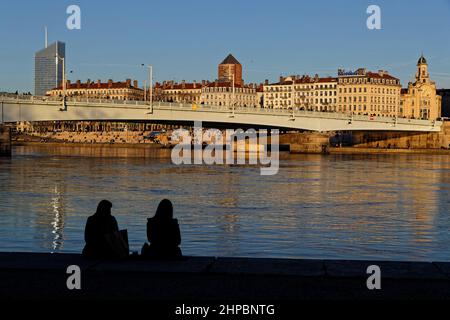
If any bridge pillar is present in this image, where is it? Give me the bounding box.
[280,132,330,154]
[0,124,12,157]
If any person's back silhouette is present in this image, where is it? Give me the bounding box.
[82,200,120,259]
[142,199,182,260]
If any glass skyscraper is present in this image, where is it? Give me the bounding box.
[34,41,65,96]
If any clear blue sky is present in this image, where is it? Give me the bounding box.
[1,0,450,92]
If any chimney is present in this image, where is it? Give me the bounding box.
[97,79,101,88]
[193,80,196,88]
[126,79,131,87]
[279,76,284,83]
[202,80,206,86]
[108,79,113,88]
[264,79,269,85]
[314,74,319,81]
[76,80,81,88]
[133,80,138,88]
[87,79,91,87]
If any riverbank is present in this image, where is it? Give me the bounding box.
[13,140,165,149]
[1,252,450,301]
[13,140,450,155]
[330,147,450,155]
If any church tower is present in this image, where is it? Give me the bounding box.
[400,54,441,120]
[416,54,429,83]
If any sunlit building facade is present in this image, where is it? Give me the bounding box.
[337,68,401,117]
[400,55,442,120]
[47,79,144,101]
[263,75,338,111]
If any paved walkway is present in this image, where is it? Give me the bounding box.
[1,252,450,300]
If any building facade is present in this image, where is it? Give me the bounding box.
[263,75,338,111]
[154,80,204,104]
[153,54,259,107]
[47,79,144,101]
[35,41,65,96]
[201,81,258,108]
[400,55,442,120]
[337,68,401,117]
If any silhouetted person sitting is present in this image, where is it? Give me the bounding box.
[141,199,182,260]
[82,200,126,259]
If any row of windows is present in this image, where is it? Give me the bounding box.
[339,96,398,103]
[336,105,398,112]
[271,98,337,106]
[339,77,399,85]
[202,87,255,94]
[54,89,137,95]
[264,84,337,92]
[265,85,398,95]
[265,91,337,99]
[339,87,397,94]
[203,94,255,101]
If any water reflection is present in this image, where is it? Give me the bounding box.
[0,145,449,261]
[50,185,65,252]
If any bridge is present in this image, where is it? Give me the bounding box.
[0,95,443,132]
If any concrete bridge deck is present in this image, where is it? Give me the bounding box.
[0,95,443,132]
[1,252,450,301]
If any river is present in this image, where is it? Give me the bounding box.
[0,144,449,261]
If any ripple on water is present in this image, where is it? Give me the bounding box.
[0,145,450,261]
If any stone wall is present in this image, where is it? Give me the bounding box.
[34,131,155,144]
[350,122,450,149]
[280,133,330,154]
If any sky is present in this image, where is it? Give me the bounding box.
[1,0,450,93]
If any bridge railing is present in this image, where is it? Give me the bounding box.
[0,94,441,127]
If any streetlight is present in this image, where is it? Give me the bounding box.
[290,78,295,120]
[228,65,235,118]
[141,64,153,109]
[143,80,147,102]
[55,54,66,110]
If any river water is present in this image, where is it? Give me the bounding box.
[0,145,449,261]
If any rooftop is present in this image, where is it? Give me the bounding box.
[51,79,143,91]
[220,54,241,65]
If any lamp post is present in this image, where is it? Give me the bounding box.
[143,80,147,102]
[291,78,295,120]
[141,64,153,110]
[55,54,66,109]
[232,72,235,116]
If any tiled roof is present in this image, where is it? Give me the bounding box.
[220,54,241,65]
[366,72,399,81]
[52,81,143,91]
[267,77,337,86]
[205,81,252,89]
[158,83,202,90]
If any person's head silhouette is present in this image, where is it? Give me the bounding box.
[154,199,173,220]
[95,200,112,217]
